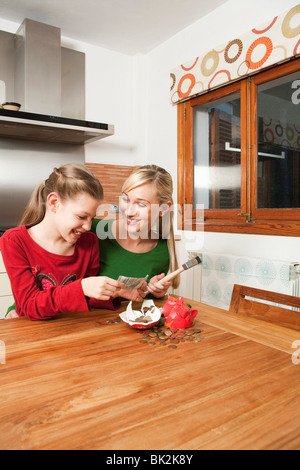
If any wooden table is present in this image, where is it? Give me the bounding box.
[1,299,300,450]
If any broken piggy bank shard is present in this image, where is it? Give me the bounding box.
[119,299,162,330]
[162,296,198,329]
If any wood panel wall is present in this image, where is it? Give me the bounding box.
[85,163,138,205]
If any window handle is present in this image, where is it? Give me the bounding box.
[225,142,285,159]
[225,142,241,153]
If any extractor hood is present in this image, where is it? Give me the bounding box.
[0,108,114,145]
[0,18,114,145]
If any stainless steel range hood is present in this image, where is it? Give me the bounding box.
[0,19,114,145]
[0,109,114,144]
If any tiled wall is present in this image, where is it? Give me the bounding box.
[85,163,138,206]
[201,253,292,310]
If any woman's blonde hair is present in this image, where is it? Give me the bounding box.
[122,165,180,289]
[20,164,103,226]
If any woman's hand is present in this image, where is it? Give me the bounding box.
[81,276,125,301]
[116,281,148,302]
[147,273,171,298]
[5,310,19,319]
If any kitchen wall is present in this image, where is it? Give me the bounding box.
[59,39,147,168]
[0,0,300,297]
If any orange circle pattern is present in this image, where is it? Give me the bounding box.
[171,6,299,103]
[177,74,196,99]
[246,37,273,70]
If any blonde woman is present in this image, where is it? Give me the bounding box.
[92,165,180,298]
[1,164,125,320]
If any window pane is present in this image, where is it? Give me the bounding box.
[257,71,300,208]
[193,93,241,210]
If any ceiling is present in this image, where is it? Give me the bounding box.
[0,0,228,55]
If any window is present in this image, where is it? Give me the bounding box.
[178,58,300,235]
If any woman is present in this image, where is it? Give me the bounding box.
[92,165,180,298]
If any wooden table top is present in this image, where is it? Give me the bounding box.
[1,298,300,450]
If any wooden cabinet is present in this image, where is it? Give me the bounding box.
[0,251,13,319]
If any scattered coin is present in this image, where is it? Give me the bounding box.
[164,330,172,337]
[149,332,157,338]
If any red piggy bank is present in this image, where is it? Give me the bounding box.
[162,296,198,329]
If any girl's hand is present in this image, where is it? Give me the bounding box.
[147,273,171,298]
[81,276,125,301]
[117,281,147,302]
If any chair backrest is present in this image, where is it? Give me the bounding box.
[229,284,300,331]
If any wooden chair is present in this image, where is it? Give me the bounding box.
[229,284,300,331]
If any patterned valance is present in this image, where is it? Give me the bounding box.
[170,4,300,104]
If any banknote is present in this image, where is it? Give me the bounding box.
[118,275,148,290]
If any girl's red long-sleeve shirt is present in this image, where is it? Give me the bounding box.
[0,225,120,320]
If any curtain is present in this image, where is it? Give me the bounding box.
[170,4,300,104]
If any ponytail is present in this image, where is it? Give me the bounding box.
[20,182,47,226]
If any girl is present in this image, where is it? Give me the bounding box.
[92,164,180,297]
[0,164,130,321]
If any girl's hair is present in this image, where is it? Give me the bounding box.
[122,165,180,289]
[20,164,103,226]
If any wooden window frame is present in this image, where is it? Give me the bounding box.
[177,57,300,236]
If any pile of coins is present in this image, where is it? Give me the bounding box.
[134,305,156,323]
[137,325,204,349]
[105,315,204,349]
